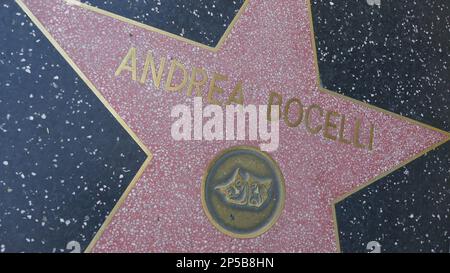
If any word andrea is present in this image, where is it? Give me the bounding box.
[115,47,376,151]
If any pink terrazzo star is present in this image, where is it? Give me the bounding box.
[20,0,448,252]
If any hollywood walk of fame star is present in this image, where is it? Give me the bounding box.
[16,0,449,252]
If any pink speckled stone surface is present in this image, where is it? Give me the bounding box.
[22,0,447,252]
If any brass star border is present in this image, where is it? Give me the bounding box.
[16,0,450,252]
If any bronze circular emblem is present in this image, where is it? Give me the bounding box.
[202,146,285,238]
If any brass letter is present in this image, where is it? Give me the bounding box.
[140,51,166,88]
[187,67,208,97]
[305,104,323,134]
[165,59,188,92]
[207,73,227,105]
[115,47,137,81]
[283,98,304,128]
[352,119,366,149]
[324,110,339,141]
[226,81,245,105]
[368,124,375,151]
[338,114,351,144]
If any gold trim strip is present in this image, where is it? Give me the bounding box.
[306,0,450,252]
[16,0,153,253]
[64,0,249,53]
